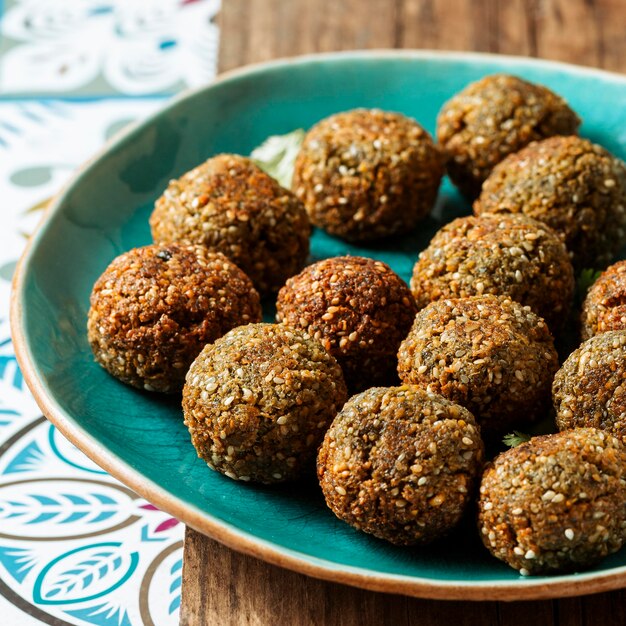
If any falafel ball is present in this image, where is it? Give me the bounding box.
[437,74,580,198]
[478,428,626,575]
[397,295,558,435]
[182,323,347,484]
[292,109,443,241]
[318,385,484,545]
[475,136,626,270]
[87,244,262,393]
[410,213,574,333]
[581,261,626,340]
[150,154,311,294]
[276,256,418,391]
[553,331,626,443]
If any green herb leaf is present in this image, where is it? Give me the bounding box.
[503,431,532,448]
[577,268,602,299]
[250,129,305,189]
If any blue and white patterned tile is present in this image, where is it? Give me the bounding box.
[0,98,163,307]
[0,96,191,622]
[1,0,221,97]
[0,417,183,625]
[0,0,225,618]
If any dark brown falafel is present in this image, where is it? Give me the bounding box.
[397,295,558,435]
[150,154,311,294]
[475,136,626,270]
[410,213,574,333]
[581,261,626,340]
[318,385,484,545]
[183,323,347,484]
[276,256,418,391]
[437,74,580,198]
[87,244,262,393]
[478,428,626,575]
[293,109,443,241]
[553,331,626,443]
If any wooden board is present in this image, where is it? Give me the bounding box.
[181,1,626,623]
[218,0,626,73]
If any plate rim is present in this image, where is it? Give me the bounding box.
[11,48,626,601]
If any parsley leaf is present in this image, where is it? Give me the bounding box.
[250,129,305,189]
[503,431,532,448]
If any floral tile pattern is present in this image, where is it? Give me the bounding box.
[1,0,221,97]
[0,97,188,626]
[0,1,222,623]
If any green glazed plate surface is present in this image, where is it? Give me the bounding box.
[12,51,626,600]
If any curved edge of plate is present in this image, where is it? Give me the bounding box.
[11,49,626,601]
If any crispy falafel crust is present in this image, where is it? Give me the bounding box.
[87,244,261,393]
[410,213,574,332]
[183,323,347,484]
[475,136,626,270]
[318,386,484,545]
[581,261,626,340]
[150,154,311,294]
[478,428,626,575]
[276,256,418,391]
[437,74,580,198]
[397,295,558,434]
[553,331,626,442]
[293,109,443,241]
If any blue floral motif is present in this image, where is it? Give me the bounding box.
[0,407,19,427]
[140,524,168,543]
[0,545,38,583]
[0,356,23,390]
[3,491,119,526]
[168,559,182,616]
[0,479,139,539]
[4,440,45,474]
[33,542,139,605]
[0,321,23,392]
[0,319,38,429]
[65,602,133,626]
[0,3,197,613]
[48,424,107,475]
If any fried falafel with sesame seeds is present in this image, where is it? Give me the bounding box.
[150,154,311,295]
[553,331,626,443]
[276,256,418,391]
[87,244,262,393]
[474,136,626,270]
[581,261,626,340]
[410,213,574,333]
[437,74,580,198]
[293,109,443,241]
[182,323,348,484]
[317,385,484,546]
[397,295,559,435]
[478,428,626,575]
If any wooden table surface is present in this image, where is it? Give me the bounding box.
[180,1,626,624]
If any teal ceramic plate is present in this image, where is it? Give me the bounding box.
[12,51,626,600]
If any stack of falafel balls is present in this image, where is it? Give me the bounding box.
[87,73,626,577]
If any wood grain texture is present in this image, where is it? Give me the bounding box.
[182,1,626,623]
[181,528,626,626]
[219,0,626,72]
